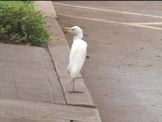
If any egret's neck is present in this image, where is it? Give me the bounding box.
[73,32,83,41]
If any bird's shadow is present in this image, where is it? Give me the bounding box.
[67,91,84,93]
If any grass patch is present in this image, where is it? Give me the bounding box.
[1,1,50,46]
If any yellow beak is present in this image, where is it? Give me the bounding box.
[61,27,73,31]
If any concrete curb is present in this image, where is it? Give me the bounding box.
[2,99,101,122]
[35,1,95,107]
[35,1,102,122]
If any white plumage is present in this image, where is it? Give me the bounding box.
[61,26,87,93]
[67,39,87,78]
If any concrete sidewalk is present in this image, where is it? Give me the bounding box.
[1,1,102,122]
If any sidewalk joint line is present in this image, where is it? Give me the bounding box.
[46,47,68,104]
[39,48,55,103]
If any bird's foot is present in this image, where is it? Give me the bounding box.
[68,91,84,93]
[76,77,82,79]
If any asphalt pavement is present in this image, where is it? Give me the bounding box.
[53,1,162,122]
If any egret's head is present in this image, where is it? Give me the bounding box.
[61,26,83,35]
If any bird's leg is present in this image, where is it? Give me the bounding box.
[76,77,82,79]
[76,73,82,79]
[69,78,75,92]
[72,79,75,92]
[68,78,83,93]
[70,78,74,85]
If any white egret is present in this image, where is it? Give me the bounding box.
[61,26,87,93]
